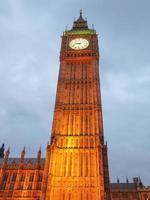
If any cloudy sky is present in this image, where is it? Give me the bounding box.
[0,0,150,184]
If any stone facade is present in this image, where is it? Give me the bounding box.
[0,148,44,199]
[110,177,150,200]
[138,187,150,200]
[43,11,111,200]
[0,155,149,200]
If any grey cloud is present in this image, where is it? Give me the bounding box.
[0,0,150,185]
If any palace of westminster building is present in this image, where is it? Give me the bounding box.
[0,12,149,200]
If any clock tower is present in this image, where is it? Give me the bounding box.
[42,11,111,200]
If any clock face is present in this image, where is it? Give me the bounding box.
[69,38,89,50]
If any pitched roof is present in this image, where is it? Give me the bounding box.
[111,183,137,190]
[0,158,45,165]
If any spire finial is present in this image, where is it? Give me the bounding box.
[6,147,10,156]
[37,146,41,156]
[37,146,41,167]
[0,143,5,158]
[22,146,25,154]
[126,177,129,183]
[80,9,83,17]
[72,10,88,29]
[21,146,26,160]
[4,147,10,161]
[117,177,120,184]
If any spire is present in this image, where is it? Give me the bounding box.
[117,177,120,184]
[38,146,41,154]
[4,147,10,160]
[47,141,50,148]
[20,146,25,162]
[126,177,129,183]
[0,143,5,158]
[36,147,41,168]
[139,176,143,188]
[78,9,84,21]
[80,9,82,15]
[37,147,41,161]
[4,147,10,166]
[72,10,88,30]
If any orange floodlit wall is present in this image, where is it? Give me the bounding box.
[42,13,111,200]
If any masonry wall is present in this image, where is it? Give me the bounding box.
[0,157,44,200]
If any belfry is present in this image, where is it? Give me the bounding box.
[42,11,111,200]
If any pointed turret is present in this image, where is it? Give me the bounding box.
[36,147,41,168]
[0,143,5,158]
[3,147,10,167]
[20,146,25,163]
[37,147,41,160]
[72,10,88,30]
[117,177,120,184]
[77,10,84,21]
[126,177,129,183]
[139,176,143,188]
[4,147,10,160]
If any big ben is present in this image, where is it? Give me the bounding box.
[42,11,111,200]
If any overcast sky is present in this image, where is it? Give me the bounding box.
[0,0,150,185]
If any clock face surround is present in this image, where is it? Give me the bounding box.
[69,38,89,50]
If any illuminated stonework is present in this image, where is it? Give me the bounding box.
[42,12,111,200]
[0,147,44,199]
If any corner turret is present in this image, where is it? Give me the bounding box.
[36,147,41,168]
[3,147,10,166]
[0,143,5,158]
[19,147,25,168]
